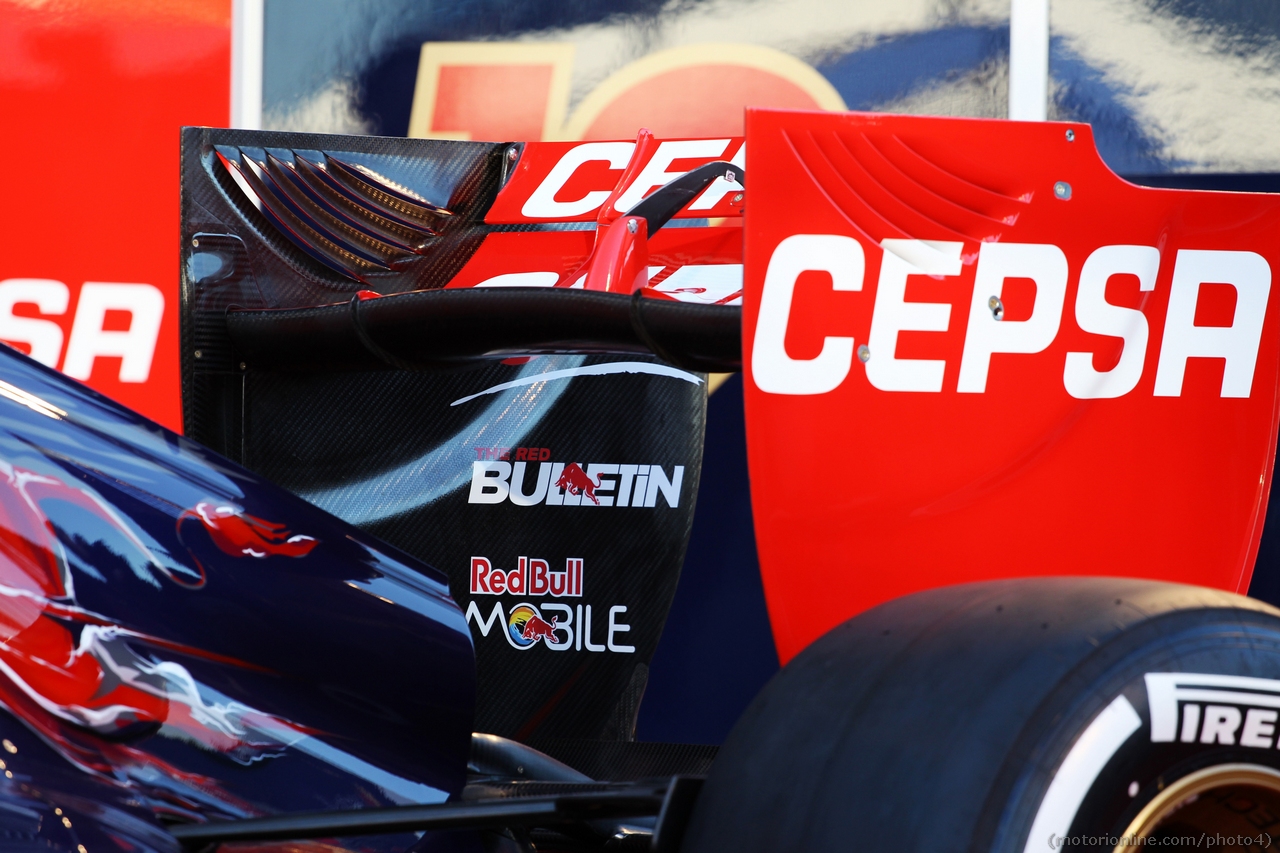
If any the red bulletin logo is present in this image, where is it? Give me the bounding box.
[468,458,685,508]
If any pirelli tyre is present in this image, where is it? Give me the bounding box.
[681,578,1280,853]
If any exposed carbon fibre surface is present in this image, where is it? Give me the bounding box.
[180,129,709,760]
[236,356,706,744]
[180,127,510,445]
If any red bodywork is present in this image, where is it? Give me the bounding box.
[442,132,745,300]
[362,115,1280,666]
[741,109,1280,662]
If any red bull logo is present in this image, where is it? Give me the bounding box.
[507,604,561,648]
[521,612,558,643]
[555,463,598,505]
[471,556,583,597]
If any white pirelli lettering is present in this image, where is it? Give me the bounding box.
[1146,672,1280,748]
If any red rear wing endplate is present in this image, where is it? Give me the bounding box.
[742,108,1280,662]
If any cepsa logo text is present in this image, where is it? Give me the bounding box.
[469,459,685,507]
[753,237,1272,399]
[516,139,745,220]
[0,279,164,382]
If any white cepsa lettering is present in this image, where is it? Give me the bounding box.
[520,140,743,219]
[468,460,685,507]
[0,279,165,382]
[751,236,1271,399]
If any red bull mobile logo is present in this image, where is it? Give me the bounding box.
[467,595,636,654]
[465,555,634,653]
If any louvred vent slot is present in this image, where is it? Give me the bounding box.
[215,146,452,282]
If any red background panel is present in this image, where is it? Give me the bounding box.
[433,65,554,142]
[581,66,826,139]
[743,108,1280,663]
[0,1,231,430]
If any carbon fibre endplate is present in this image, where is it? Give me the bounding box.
[179,127,710,763]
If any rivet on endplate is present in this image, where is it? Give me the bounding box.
[194,350,203,359]
[507,146,518,162]
[1054,181,1072,200]
[1066,129,1075,142]
[857,344,871,363]
[239,362,247,371]
[627,219,638,234]
[988,296,1004,321]
[733,192,744,203]
[191,238,199,247]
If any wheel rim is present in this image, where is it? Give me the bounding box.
[1115,763,1280,852]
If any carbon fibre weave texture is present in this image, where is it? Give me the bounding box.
[239,355,707,744]
[179,127,509,442]
[180,129,711,758]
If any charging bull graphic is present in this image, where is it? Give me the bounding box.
[508,604,561,648]
[522,613,558,643]
[556,463,600,506]
[0,458,318,817]
[177,501,318,577]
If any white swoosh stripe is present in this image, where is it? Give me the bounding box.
[450,362,703,406]
[1023,694,1142,853]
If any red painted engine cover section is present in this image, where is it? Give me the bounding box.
[743,108,1280,663]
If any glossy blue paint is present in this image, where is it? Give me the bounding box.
[0,345,475,849]
[636,374,778,746]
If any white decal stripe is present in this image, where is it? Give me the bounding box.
[450,362,703,406]
[1023,695,1142,853]
[475,272,559,288]
[302,354,585,523]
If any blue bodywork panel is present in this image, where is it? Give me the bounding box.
[0,347,475,851]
